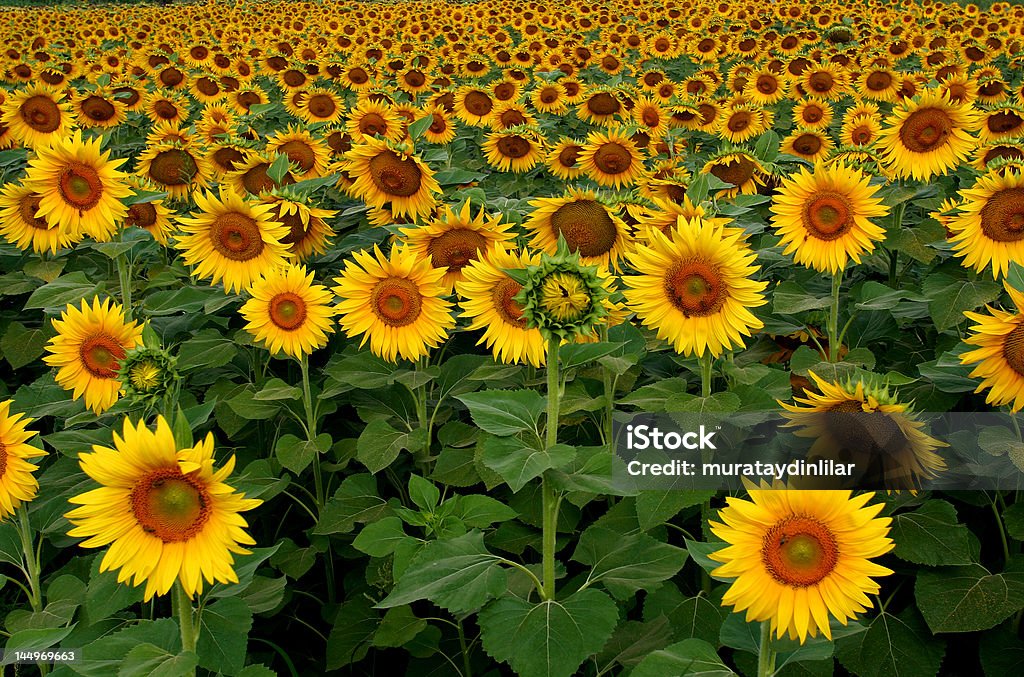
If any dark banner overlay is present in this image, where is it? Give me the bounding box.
[612,411,1024,492]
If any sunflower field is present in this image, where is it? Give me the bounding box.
[3,0,1024,675]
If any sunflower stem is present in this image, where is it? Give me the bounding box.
[599,325,614,451]
[828,268,844,362]
[15,507,41,614]
[299,354,336,605]
[116,248,133,320]
[542,336,562,601]
[699,352,714,397]
[992,496,1011,565]
[174,582,198,671]
[414,356,431,466]
[757,621,777,677]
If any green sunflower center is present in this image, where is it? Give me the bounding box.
[131,470,211,543]
[129,361,162,391]
[762,516,840,587]
[539,272,591,322]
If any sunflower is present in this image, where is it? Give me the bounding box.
[332,244,455,363]
[979,105,1024,143]
[341,138,441,220]
[225,151,297,197]
[455,247,546,367]
[65,416,261,601]
[792,98,833,129]
[631,95,670,140]
[802,65,849,100]
[877,90,979,181]
[0,400,45,518]
[454,86,496,127]
[0,84,75,148]
[578,129,645,188]
[745,69,788,106]
[482,127,544,173]
[973,142,1024,172]
[258,193,336,261]
[858,68,900,102]
[948,170,1024,279]
[576,87,622,126]
[125,179,176,245]
[144,91,189,126]
[701,151,769,198]
[780,371,947,491]
[770,162,889,274]
[488,101,535,131]
[136,142,212,200]
[546,137,585,180]
[709,486,893,643]
[623,218,766,357]
[43,297,143,415]
[0,180,77,253]
[420,106,456,145]
[240,264,334,358]
[266,126,331,181]
[717,104,773,144]
[525,188,632,271]
[531,82,569,114]
[23,130,131,241]
[73,89,126,129]
[175,188,292,294]
[841,114,882,147]
[962,283,1024,411]
[399,202,515,290]
[296,88,345,125]
[346,99,404,143]
[781,127,834,162]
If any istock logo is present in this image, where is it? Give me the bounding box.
[625,424,717,450]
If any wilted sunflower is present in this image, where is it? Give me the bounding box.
[456,247,546,367]
[482,128,543,173]
[399,202,515,290]
[0,400,45,519]
[43,297,143,415]
[710,486,893,643]
[258,193,336,261]
[240,264,335,358]
[623,218,768,357]
[780,371,947,491]
[23,130,132,242]
[0,180,76,253]
[525,188,632,271]
[0,84,75,148]
[962,283,1024,411]
[333,244,455,363]
[342,138,441,220]
[578,129,645,188]
[948,170,1024,279]
[175,188,292,294]
[771,163,888,274]
[65,416,261,601]
[877,90,979,181]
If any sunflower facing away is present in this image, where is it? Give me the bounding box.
[961,282,1024,412]
[770,162,889,274]
[23,130,132,241]
[622,218,768,357]
[709,486,894,643]
[241,264,335,359]
[455,247,546,367]
[780,371,947,491]
[43,297,144,414]
[877,90,978,181]
[333,245,455,363]
[948,169,1024,280]
[0,400,45,519]
[175,188,292,294]
[65,416,261,601]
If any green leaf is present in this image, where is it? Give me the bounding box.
[118,645,198,677]
[558,342,626,370]
[357,419,422,473]
[456,389,545,437]
[1003,501,1024,541]
[225,387,280,420]
[643,586,726,644]
[480,436,576,492]
[922,272,1002,332]
[324,352,403,391]
[125,189,169,206]
[685,539,732,582]
[373,606,426,648]
[253,378,301,401]
[407,114,434,141]
[314,474,390,535]
[196,597,252,676]
[1,321,50,369]
[378,531,507,615]
[619,379,690,410]
[855,281,929,311]
[915,563,1024,633]
[1009,261,1024,294]
[71,618,179,677]
[666,391,741,413]
[636,490,714,531]
[352,517,411,557]
[835,607,943,677]
[596,616,674,671]
[326,597,378,670]
[629,638,736,677]
[408,474,439,512]
[478,588,619,677]
[23,272,99,310]
[176,330,238,371]
[772,281,832,315]
[980,621,1024,676]
[572,526,687,599]
[891,500,974,566]
[454,494,518,527]
[267,152,291,184]
[3,626,76,664]
[275,433,330,474]
[83,558,143,625]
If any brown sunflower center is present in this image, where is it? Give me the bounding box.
[899,107,953,152]
[492,277,527,328]
[241,162,293,195]
[801,104,824,123]
[18,193,49,230]
[371,277,422,327]
[756,75,778,94]
[149,149,198,186]
[866,71,893,91]
[793,133,823,155]
[20,94,61,132]
[593,142,632,174]
[427,229,487,272]
[404,70,426,87]
[549,200,617,257]
[59,162,103,210]
[269,291,307,330]
[558,144,581,168]
[127,202,157,229]
[988,111,1024,135]
[762,516,840,587]
[499,109,527,128]
[825,399,908,455]
[130,469,212,542]
[983,146,1024,165]
[808,71,835,92]
[1003,323,1024,376]
[359,112,389,137]
[79,333,125,378]
[368,151,423,197]
[852,125,874,145]
[540,86,560,103]
[587,92,620,116]
[213,147,245,172]
[209,212,264,261]
[802,192,854,240]
[463,90,493,116]
[497,135,531,159]
[348,67,369,84]
[80,95,116,121]
[709,156,756,188]
[279,140,316,171]
[307,94,337,118]
[980,187,1024,242]
[641,108,660,127]
[282,69,306,87]
[152,99,179,120]
[664,258,727,317]
[727,111,752,132]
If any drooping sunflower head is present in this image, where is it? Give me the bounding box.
[65,415,262,601]
[257,191,336,262]
[770,162,889,274]
[710,485,894,644]
[137,141,211,200]
[525,188,632,271]
[701,150,769,199]
[0,399,45,519]
[546,137,586,180]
